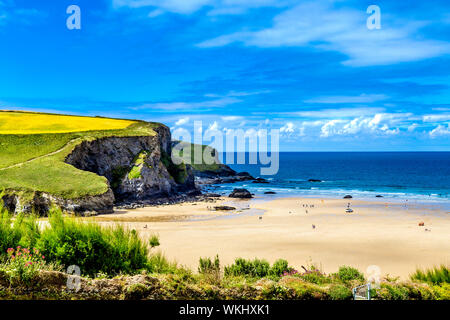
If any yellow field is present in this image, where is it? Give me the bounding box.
[0,111,136,134]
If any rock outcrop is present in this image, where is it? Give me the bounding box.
[65,125,198,205]
[229,188,253,199]
[3,125,199,215]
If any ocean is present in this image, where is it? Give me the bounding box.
[205,152,450,205]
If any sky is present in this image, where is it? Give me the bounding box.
[0,0,449,151]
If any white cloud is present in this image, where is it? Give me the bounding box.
[407,123,418,132]
[319,114,405,137]
[221,115,242,121]
[148,9,164,17]
[429,124,450,137]
[113,0,288,15]
[132,97,241,111]
[291,107,386,118]
[304,94,389,104]
[175,117,190,126]
[197,1,450,66]
[280,122,295,134]
[423,114,450,122]
[113,0,214,14]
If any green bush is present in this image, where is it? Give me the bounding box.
[224,258,292,279]
[0,199,41,258]
[148,235,160,248]
[269,259,291,277]
[411,265,450,285]
[147,252,178,274]
[374,283,410,300]
[225,258,270,278]
[334,266,365,282]
[198,255,221,285]
[433,283,450,300]
[36,209,149,276]
[328,284,353,300]
[0,247,54,286]
[198,255,220,274]
[299,271,330,285]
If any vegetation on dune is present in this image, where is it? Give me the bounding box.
[411,265,450,285]
[0,112,161,199]
[224,257,292,279]
[0,202,171,278]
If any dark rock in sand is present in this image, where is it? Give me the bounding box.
[229,188,253,199]
[204,193,221,198]
[308,179,322,182]
[214,206,236,211]
[376,195,383,198]
[343,195,353,199]
[264,191,276,195]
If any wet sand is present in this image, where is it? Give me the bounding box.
[93,197,450,279]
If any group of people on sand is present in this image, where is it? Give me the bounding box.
[300,203,315,214]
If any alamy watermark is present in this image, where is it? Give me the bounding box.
[66,5,81,30]
[66,264,81,292]
[367,5,381,30]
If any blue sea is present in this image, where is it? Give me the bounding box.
[205,152,450,206]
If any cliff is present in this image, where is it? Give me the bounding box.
[2,125,198,215]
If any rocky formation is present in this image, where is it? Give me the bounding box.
[214,205,236,211]
[65,125,198,206]
[194,167,255,185]
[252,177,269,184]
[2,189,115,216]
[229,188,253,199]
[343,195,353,199]
[2,125,199,215]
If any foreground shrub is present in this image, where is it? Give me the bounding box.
[433,283,450,300]
[372,282,433,300]
[198,255,221,284]
[279,276,328,299]
[297,270,330,285]
[36,209,149,276]
[411,265,450,285]
[224,258,270,278]
[334,265,365,282]
[147,252,178,274]
[328,284,353,300]
[0,197,41,257]
[224,258,293,279]
[0,247,52,286]
[269,259,291,277]
[198,255,220,274]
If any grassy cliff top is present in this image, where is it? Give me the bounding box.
[0,111,162,199]
[0,110,138,134]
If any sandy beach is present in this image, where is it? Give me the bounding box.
[93,196,450,279]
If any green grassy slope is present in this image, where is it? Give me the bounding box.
[0,114,161,199]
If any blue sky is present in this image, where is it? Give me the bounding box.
[0,0,449,151]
